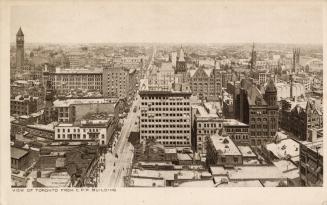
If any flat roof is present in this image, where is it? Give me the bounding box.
[55,67,103,74]
[178,180,215,187]
[129,177,165,187]
[195,105,218,118]
[215,179,263,187]
[223,119,248,127]
[301,140,323,156]
[228,166,285,180]
[237,146,256,157]
[53,98,117,107]
[209,135,241,156]
[265,138,299,159]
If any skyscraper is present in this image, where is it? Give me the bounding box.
[16,27,24,70]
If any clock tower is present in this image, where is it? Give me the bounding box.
[16,27,24,70]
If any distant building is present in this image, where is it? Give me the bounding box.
[53,67,103,94]
[139,84,192,148]
[102,64,137,99]
[175,47,187,74]
[16,27,24,70]
[188,66,222,101]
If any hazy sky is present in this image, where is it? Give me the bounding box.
[10,2,323,44]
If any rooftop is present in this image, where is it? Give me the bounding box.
[129,177,165,187]
[53,98,117,107]
[301,140,323,156]
[237,146,256,158]
[223,119,248,127]
[210,165,285,180]
[11,147,29,159]
[265,138,299,159]
[209,135,241,156]
[55,67,103,74]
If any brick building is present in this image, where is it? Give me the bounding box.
[279,100,323,141]
[235,79,279,146]
[188,66,222,101]
[102,64,137,99]
[10,95,38,116]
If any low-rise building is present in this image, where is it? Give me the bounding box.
[11,95,38,116]
[192,104,224,154]
[11,146,30,170]
[206,134,243,166]
[299,132,323,187]
[53,98,120,123]
[223,119,249,145]
[54,116,116,146]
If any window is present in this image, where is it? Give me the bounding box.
[221,157,226,163]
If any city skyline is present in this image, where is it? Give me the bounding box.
[10,2,323,44]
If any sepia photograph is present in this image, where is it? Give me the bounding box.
[3,0,325,192]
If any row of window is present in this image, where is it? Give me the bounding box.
[141,119,188,123]
[57,128,99,133]
[141,135,189,140]
[141,102,189,106]
[141,124,190,128]
[198,123,222,128]
[141,113,190,117]
[225,128,248,132]
[141,130,190,134]
[147,107,190,112]
[250,131,276,136]
[141,96,189,100]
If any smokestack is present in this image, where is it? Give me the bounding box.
[290,74,293,99]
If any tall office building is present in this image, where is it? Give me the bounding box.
[139,83,192,148]
[16,27,24,70]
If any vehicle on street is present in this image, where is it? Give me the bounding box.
[115,153,119,158]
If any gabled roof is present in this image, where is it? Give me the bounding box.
[17,27,24,36]
[247,86,267,106]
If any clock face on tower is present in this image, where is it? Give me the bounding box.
[17,37,23,41]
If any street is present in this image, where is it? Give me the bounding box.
[97,93,140,187]
[98,47,154,187]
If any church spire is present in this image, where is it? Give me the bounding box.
[17,27,24,36]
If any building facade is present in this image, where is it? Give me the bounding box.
[53,67,103,94]
[299,140,323,186]
[53,98,119,123]
[188,66,222,101]
[102,65,137,99]
[139,87,192,148]
[193,105,224,154]
[223,119,249,145]
[55,118,116,146]
[279,100,323,141]
[10,95,38,116]
[236,79,279,146]
[206,134,243,166]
